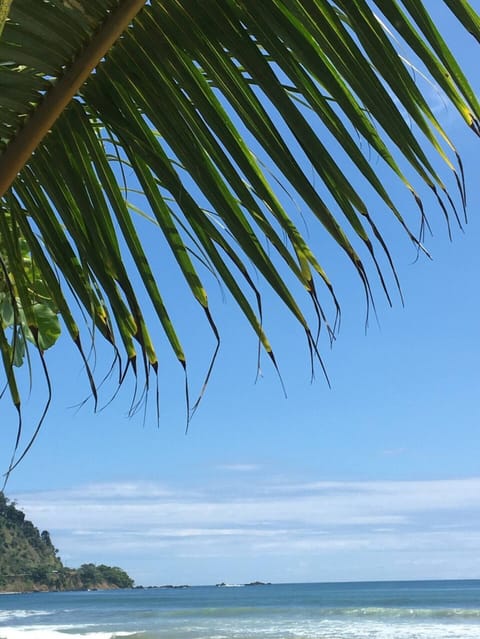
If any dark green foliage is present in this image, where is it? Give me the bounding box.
[41,529,53,547]
[0,491,62,591]
[76,563,134,589]
[96,564,135,589]
[0,493,133,591]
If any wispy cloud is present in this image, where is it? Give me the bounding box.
[12,477,480,584]
[380,448,407,457]
[217,464,261,472]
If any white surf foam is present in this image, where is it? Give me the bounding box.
[287,618,480,639]
[0,628,138,639]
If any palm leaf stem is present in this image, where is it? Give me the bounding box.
[0,0,13,37]
[0,0,146,198]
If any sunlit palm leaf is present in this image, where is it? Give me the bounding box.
[0,0,478,469]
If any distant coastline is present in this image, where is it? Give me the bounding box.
[215,581,271,587]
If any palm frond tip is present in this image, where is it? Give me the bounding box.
[0,0,478,466]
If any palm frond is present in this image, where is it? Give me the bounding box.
[0,0,478,467]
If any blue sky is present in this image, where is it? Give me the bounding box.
[1,3,480,586]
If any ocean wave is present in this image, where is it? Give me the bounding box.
[0,610,52,623]
[303,620,480,639]
[164,606,272,618]
[144,604,480,622]
[174,620,480,639]
[319,606,480,619]
[0,629,139,639]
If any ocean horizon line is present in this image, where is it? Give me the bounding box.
[135,577,480,589]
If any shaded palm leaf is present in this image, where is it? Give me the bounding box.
[0,0,478,469]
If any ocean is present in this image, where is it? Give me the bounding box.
[1,580,480,639]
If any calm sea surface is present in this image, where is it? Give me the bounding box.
[1,580,480,639]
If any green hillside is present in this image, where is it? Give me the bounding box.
[0,493,133,592]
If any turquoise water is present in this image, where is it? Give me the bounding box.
[1,580,480,638]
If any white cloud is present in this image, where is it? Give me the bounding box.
[11,477,480,584]
[15,477,480,532]
[217,464,261,472]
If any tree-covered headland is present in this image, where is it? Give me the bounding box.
[0,493,133,592]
